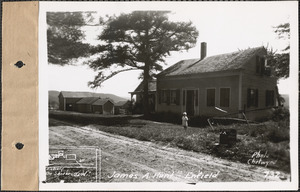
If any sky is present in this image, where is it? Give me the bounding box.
[42,2,298,98]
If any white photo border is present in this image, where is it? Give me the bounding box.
[39,1,299,190]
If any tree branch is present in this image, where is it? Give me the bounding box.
[88,67,140,88]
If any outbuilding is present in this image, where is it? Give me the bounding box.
[58,91,94,111]
[92,98,115,115]
[76,97,100,113]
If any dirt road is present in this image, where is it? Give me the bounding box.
[49,119,290,182]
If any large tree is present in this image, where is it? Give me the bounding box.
[87,11,199,116]
[47,12,93,65]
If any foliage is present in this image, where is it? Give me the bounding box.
[88,11,199,87]
[47,12,93,65]
[266,22,290,79]
[266,48,289,79]
[87,11,199,115]
[271,107,290,122]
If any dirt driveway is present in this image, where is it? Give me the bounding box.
[49,119,290,183]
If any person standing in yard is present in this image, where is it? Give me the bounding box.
[182,112,189,131]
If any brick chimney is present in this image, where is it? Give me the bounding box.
[201,42,207,60]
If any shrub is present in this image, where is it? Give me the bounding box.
[272,107,289,122]
[265,126,289,143]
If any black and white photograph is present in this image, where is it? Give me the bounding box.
[39,1,298,190]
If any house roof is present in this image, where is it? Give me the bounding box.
[76,97,100,104]
[157,46,266,77]
[59,91,104,98]
[131,79,157,93]
[92,98,114,106]
[59,91,94,98]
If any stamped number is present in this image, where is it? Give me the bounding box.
[264,171,280,178]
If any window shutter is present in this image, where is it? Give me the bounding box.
[265,90,269,107]
[158,90,161,104]
[247,89,251,108]
[255,89,259,107]
[195,90,198,106]
[183,90,186,105]
[166,90,170,105]
[176,89,180,105]
[270,90,274,106]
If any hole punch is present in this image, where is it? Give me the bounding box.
[14,61,25,68]
[15,142,24,150]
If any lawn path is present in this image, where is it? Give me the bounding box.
[49,119,290,182]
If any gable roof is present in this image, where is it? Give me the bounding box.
[59,91,94,98]
[157,46,266,77]
[76,97,100,104]
[130,79,157,93]
[92,98,114,106]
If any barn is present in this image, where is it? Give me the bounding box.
[58,91,94,111]
[91,98,115,115]
[156,43,278,120]
[76,97,100,113]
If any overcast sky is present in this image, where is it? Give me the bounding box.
[41,2,297,98]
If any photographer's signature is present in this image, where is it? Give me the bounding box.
[247,150,276,167]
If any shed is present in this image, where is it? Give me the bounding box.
[58,91,94,111]
[76,97,100,113]
[92,98,115,115]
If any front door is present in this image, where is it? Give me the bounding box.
[186,90,194,116]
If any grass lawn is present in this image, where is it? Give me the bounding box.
[49,110,290,173]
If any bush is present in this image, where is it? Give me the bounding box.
[272,107,289,121]
[265,126,289,143]
[248,121,289,143]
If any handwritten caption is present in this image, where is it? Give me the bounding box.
[107,170,220,180]
[247,150,276,167]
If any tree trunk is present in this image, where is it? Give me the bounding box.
[143,62,150,117]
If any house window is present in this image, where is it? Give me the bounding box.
[256,56,265,75]
[247,88,258,107]
[207,88,215,107]
[266,90,275,107]
[220,88,230,107]
[170,90,180,105]
[170,90,176,104]
[161,90,169,104]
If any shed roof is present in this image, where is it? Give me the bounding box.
[76,97,100,104]
[92,98,114,106]
[59,91,102,98]
[131,79,157,93]
[157,46,266,77]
